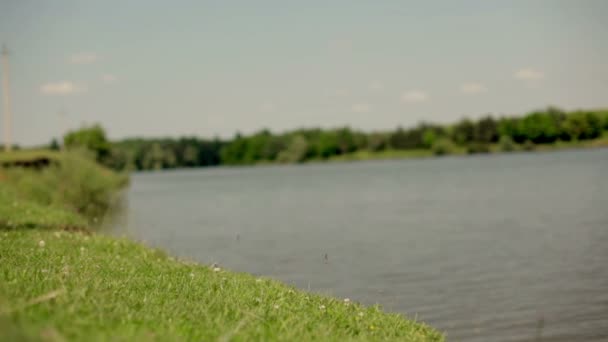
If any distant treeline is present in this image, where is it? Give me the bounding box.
[58,107,608,171]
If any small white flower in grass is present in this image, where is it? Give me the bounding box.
[358,311,365,317]
[344,298,351,304]
[319,305,326,310]
[213,267,221,272]
[273,304,280,309]
[38,240,46,248]
[190,273,195,278]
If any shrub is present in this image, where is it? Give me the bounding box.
[499,135,515,152]
[431,138,455,156]
[522,140,535,151]
[466,143,490,154]
[2,152,127,224]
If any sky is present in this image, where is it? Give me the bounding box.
[1,1,607,146]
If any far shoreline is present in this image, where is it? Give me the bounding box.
[128,135,608,173]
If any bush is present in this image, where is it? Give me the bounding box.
[431,138,455,156]
[2,152,127,224]
[522,140,535,151]
[499,135,515,152]
[466,143,490,154]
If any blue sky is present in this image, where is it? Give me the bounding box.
[1,1,607,146]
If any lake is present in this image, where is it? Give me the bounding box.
[122,148,608,341]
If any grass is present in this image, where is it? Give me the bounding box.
[532,134,608,151]
[0,150,127,226]
[0,187,86,231]
[321,135,608,164]
[0,151,443,341]
[326,149,436,163]
[0,230,443,341]
[0,149,63,163]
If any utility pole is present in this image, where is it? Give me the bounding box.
[1,44,13,152]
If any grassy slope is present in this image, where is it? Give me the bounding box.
[0,151,443,341]
[0,230,442,341]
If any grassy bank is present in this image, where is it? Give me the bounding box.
[0,230,442,341]
[0,151,443,341]
[324,134,608,163]
[0,150,127,228]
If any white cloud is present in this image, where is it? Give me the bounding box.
[40,81,86,95]
[69,52,98,65]
[369,81,384,91]
[514,68,544,81]
[351,103,371,113]
[101,74,118,83]
[326,88,350,97]
[400,90,429,103]
[459,82,487,94]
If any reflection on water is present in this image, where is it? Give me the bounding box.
[123,149,608,342]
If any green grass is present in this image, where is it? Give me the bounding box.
[1,150,127,225]
[0,230,443,341]
[322,135,608,164]
[533,135,608,151]
[0,150,63,163]
[0,151,443,341]
[326,149,435,162]
[0,187,86,230]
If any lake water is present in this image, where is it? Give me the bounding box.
[123,148,608,341]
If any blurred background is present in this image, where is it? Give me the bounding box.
[1,1,608,341]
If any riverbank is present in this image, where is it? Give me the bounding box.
[104,107,608,171]
[323,134,608,163]
[0,151,443,341]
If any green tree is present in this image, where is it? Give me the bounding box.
[142,143,166,170]
[63,124,111,162]
[422,129,437,148]
[452,119,475,145]
[277,135,309,163]
[315,131,339,158]
[367,133,388,151]
[474,116,498,143]
[562,111,603,140]
[49,138,60,151]
[517,112,561,143]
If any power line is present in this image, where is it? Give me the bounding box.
[1,44,13,152]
